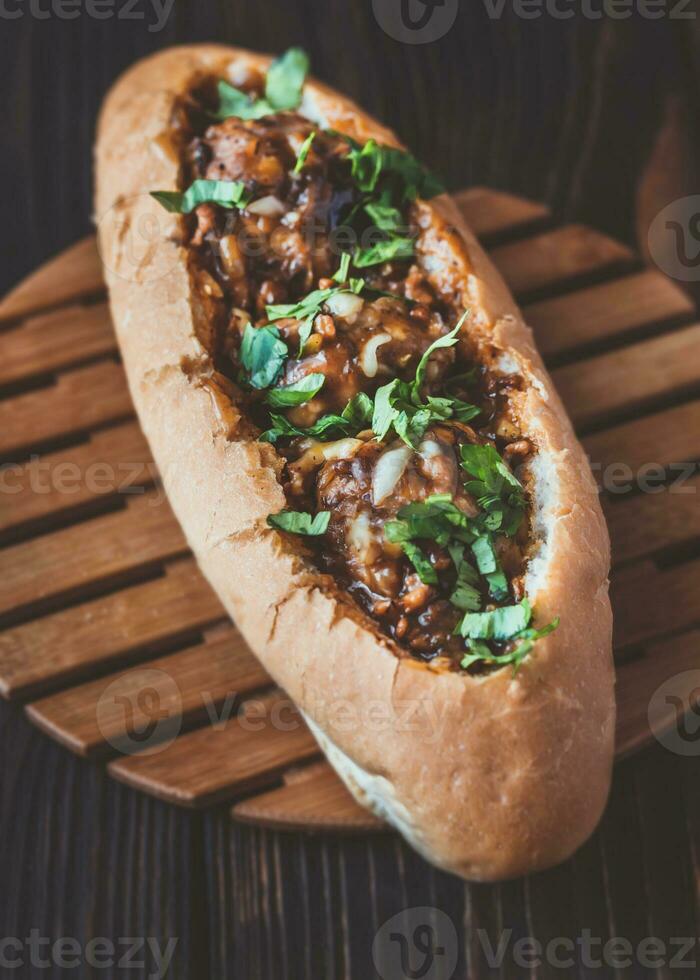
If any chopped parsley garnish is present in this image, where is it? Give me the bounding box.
[293,130,316,174]
[321,134,444,269]
[265,373,325,408]
[470,534,509,602]
[333,253,352,282]
[400,541,439,585]
[460,443,526,537]
[151,179,251,214]
[461,615,560,675]
[354,199,417,267]
[265,276,364,323]
[385,495,473,548]
[354,236,416,268]
[265,47,310,110]
[335,134,445,202]
[371,311,478,447]
[267,510,330,536]
[266,259,365,356]
[240,323,288,389]
[214,47,309,121]
[458,597,532,642]
[363,201,405,231]
[260,392,373,444]
[386,496,477,599]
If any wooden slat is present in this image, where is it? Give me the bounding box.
[26,626,270,758]
[108,692,319,806]
[0,237,104,322]
[490,225,633,297]
[0,360,132,458]
[232,761,384,832]
[453,187,550,238]
[524,270,695,359]
[583,400,700,476]
[615,629,700,759]
[0,302,115,387]
[0,559,225,699]
[0,421,152,537]
[553,323,700,429]
[0,490,186,622]
[612,557,700,650]
[604,473,700,566]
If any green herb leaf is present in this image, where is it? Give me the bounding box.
[240,323,288,390]
[341,391,374,428]
[265,47,310,111]
[151,179,251,214]
[451,581,482,612]
[296,317,314,357]
[385,496,473,549]
[214,47,309,121]
[507,617,560,663]
[266,264,365,325]
[458,598,532,641]
[215,81,271,121]
[400,541,438,585]
[266,373,325,408]
[332,253,352,283]
[447,538,481,611]
[470,535,498,575]
[370,379,402,443]
[379,145,445,201]
[369,311,475,448]
[413,311,469,397]
[293,130,316,174]
[347,138,384,193]
[354,199,416,268]
[364,201,405,232]
[484,569,509,602]
[260,391,372,444]
[354,236,415,268]
[267,510,330,536]
[460,443,525,536]
[260,412,341,444]
[335,134,445,202]
[460,639,492,667]
[460,616,559,674]
[266,286,335,323]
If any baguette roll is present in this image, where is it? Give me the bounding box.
[96,44,615,881]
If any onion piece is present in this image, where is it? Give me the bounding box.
[360,333,392,378]
[292,437,364,475]
[419,439,442,459]
[325,291,364,322]
[247,194,286,217]
[321,438,364,462]
[372,445,413,506]
[347,510,373,559]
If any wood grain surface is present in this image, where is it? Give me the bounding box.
[2,3,700,978]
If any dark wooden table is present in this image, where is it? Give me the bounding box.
[2,3,700,977]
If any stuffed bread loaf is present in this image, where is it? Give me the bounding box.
[95,44,615,881]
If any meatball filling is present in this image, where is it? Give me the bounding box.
[152,50,558,672]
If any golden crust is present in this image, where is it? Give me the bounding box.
[95,44,615,881]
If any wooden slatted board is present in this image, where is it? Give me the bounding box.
[2,188,699,834]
